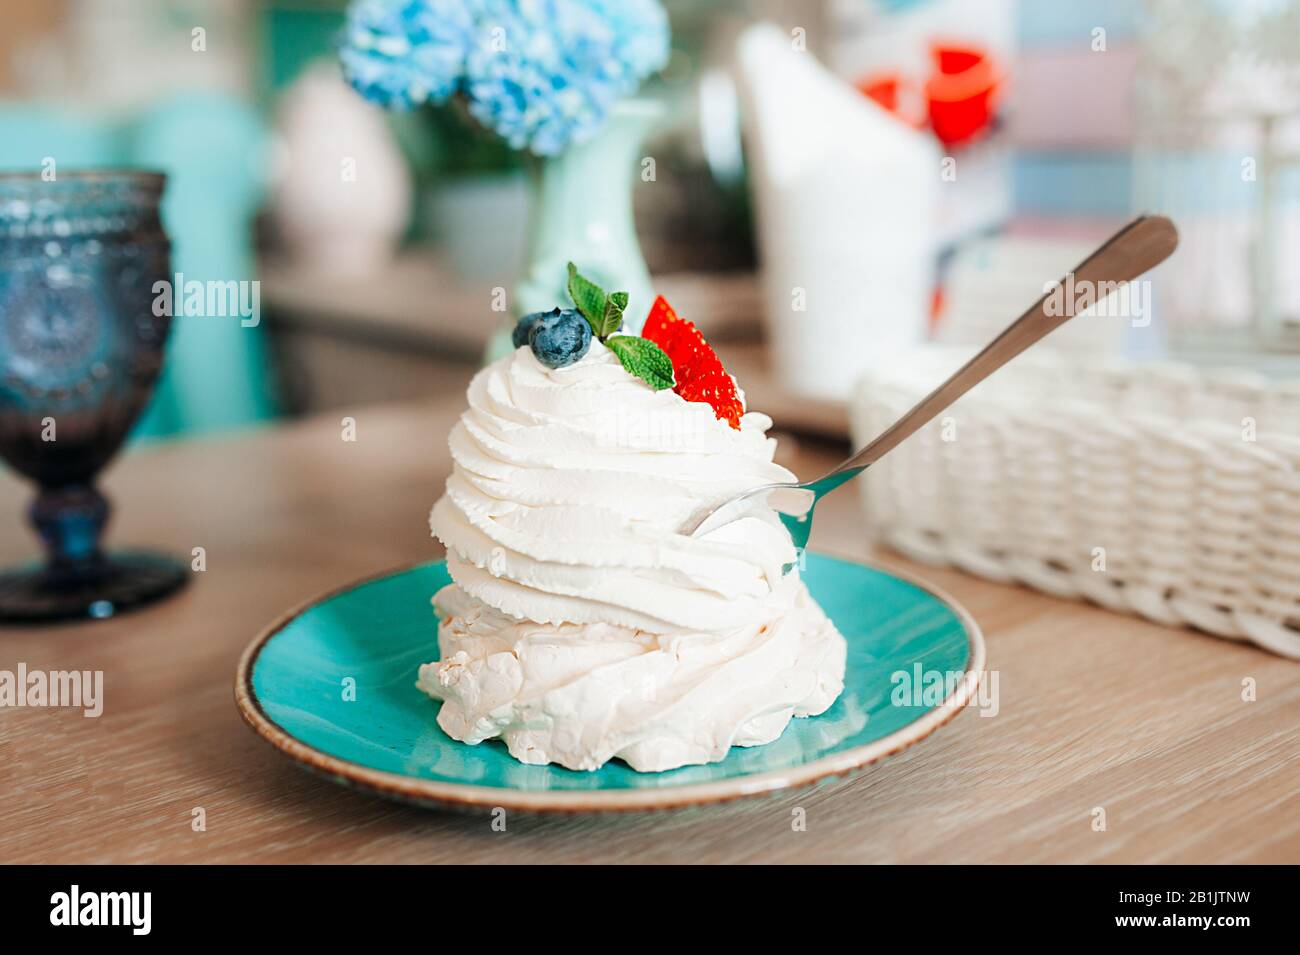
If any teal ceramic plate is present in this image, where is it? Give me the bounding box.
[236,553,984,812]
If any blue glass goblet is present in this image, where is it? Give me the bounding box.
[0,170,187,622]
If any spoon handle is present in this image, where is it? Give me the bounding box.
[816,214,1179,491]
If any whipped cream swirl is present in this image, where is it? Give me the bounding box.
[423,344,847,772]
[430,344,799,633]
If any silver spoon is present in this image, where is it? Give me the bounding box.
[685,214,1180,554]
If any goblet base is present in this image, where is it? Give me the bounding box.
[0,551,188,624]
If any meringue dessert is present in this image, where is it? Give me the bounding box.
[418,268,847,772]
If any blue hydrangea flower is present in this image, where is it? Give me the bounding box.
[463,0,668,155]
[583,0,672,81]
[339,0,474,110]
[339,0,670,154]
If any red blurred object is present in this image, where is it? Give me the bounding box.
[929,284,945,334]
[925,40,1001,149]
[857,71,902,112]
[855,70,926,128]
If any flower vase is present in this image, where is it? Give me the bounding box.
[485,99,663,363]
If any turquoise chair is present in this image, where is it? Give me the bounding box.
[0,91,276,439]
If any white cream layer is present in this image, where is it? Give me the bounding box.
[422,344,847,771]
[419,580,846,772]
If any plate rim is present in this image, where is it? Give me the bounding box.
[234,552,986,813]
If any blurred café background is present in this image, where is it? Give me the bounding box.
[2,0,1296,439]
[2,0,1300,649]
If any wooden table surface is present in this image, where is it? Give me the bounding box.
[1,399,1297,864]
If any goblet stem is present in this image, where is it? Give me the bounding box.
[0,486,187,620]
[29,484,110,582]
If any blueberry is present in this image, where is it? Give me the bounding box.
[529,308,591,369]
[512,308,561,349]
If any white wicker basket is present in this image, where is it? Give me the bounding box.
[852,348,1300,659]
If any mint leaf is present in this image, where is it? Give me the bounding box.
[599,291,629,338]
[606,335,674,391]
[567,263,608,337]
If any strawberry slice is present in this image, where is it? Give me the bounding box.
[642,295,744,429]
[678,371,744,429]
[642,296,721,383]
